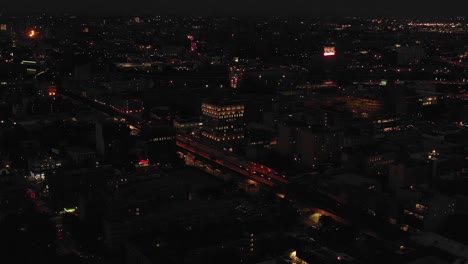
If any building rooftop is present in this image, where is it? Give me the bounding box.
[406,256,449,264]
[329,173,378,187]
[410,232,468,260]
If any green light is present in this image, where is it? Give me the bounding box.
[63,207,76,213]
[21,60,36,65]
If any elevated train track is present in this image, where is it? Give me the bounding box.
[176,134,289,187]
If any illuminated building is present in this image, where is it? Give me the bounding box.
[401,194,456,231]
[201,101,245,148]
[108,98,144,115]
[343,96,384,118]
[229,66,245,89]
[365,152,395,174]
[278,121,343,168]
[28,156,63,182]
[0,24,6,31]
[230,74,239,89]
[142,123,176,163]
[173,117,203,133]
[420,96,437,106]
[349,98,383,118]
[372,116,403,136]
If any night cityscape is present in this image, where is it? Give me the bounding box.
[0,6,468,264]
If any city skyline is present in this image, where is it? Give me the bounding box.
[1,12,467,264]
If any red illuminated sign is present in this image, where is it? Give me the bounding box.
[138,159,150,166]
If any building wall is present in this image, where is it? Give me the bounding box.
[277,122,343,167]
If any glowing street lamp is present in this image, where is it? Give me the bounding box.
[27,29,38,38]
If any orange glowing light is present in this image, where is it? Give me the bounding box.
[48,86,57,96]
[27,29,37,38]
[276,193,286,199]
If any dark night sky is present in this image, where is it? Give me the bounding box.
[1,0,467,16]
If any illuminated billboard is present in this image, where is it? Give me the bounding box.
[323,46,336,57]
